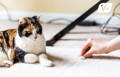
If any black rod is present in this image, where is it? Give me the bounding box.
[46,0,109,46]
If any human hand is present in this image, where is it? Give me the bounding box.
[80,38,110,58]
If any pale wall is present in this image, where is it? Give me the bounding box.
[0,0,119,14]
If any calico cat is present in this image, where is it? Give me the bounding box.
[0,16,53,67]
[15,16,53,66]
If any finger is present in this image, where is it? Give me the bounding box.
[83,49,94,58]
[80,38,92,56]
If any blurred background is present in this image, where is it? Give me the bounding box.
[0,0,120,47]
[0,0,119,24]
[1,1,120,76]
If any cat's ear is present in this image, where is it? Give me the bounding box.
[32,16,37,19]
[32,16,40,21]
[38,16,40,20]
[37,16,41,22]
[18,18,26,25]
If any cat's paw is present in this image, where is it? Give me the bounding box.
[40,59,53,67]
[3,60,13,67]
[24,54,38,64]
[39,54,53,67]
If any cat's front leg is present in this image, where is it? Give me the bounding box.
[24,54,38,64]
[39,53,53,67]
[15,47,38,64]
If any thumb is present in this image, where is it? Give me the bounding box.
[80,38,92,56]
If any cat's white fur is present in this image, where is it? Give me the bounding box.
[15,30,46,54]
[15,29,53,66]
[0,50,13,67]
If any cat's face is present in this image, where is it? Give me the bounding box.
[18,16,42,39]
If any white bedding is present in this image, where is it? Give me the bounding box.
[1,46,120,77]
[0,22,120,77]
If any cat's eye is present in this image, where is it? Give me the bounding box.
[37,29,42,34]
[24,31,32,37]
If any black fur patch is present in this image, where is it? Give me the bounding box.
[30,16,42,34]
[0,42,6,53]
[12,38,15,48]
[0,41,7,55]
[3,31,10,48]
[24,32,32,37]
[18,23,29,37]
[14,47,26,63]
[37,28,42,34]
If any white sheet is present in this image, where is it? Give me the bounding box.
[1,46,120,77]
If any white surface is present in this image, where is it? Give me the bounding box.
[1,47,120,77]
[0,22,120,77]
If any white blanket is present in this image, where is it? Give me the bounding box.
[1,46,120,77]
